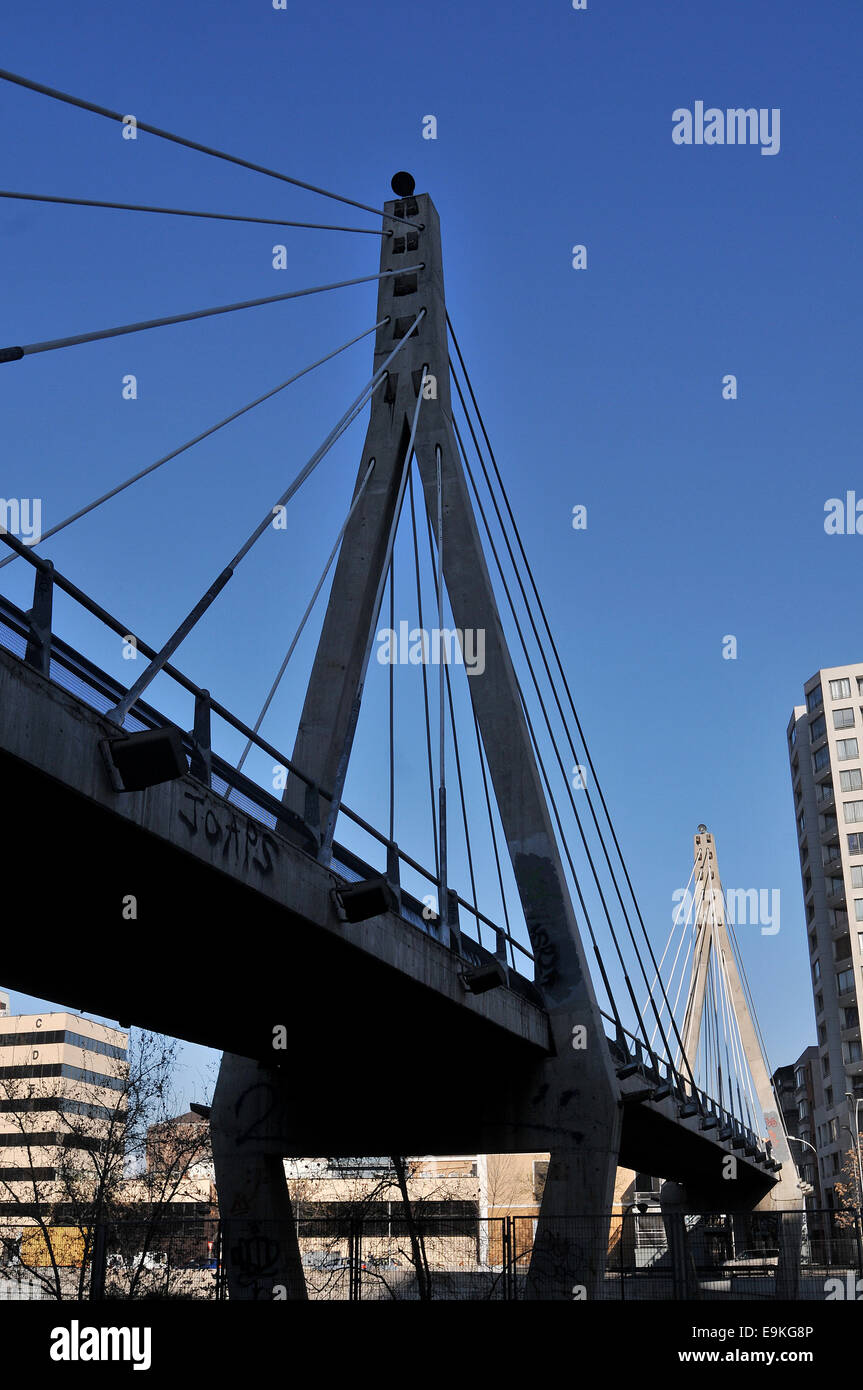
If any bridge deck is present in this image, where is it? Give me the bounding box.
[0,618,779,1190]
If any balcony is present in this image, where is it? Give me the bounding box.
[820,821,840,845]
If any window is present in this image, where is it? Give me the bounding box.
[810,714,827,741]
[823,1055,831,1077]
[837,739,860,761]
[830,678,852,700]
[813,958,821,983]
[844,801,863,824]
[0,1167,56,1183]
[816,992,824,1014]
[841,769,863,792]
[825,1086,834,1107]
[843,1039,863,1064]
[808,685,825,712]
[795,1066,807,1089]
[0,1030,127,1061]
[856,901,863,922]
[0,1064,126,1091]
[854,866,863,887]
[837,968,855,993]
[814,746,831,772]
[859,932,863,956]
[850,834,863,855]
[817,780,835,804]
[858,678,863,696]
[797,812,806,834]
[532,1159,548,1201]
[827,875,845,896]
[835,934,852,959]
[843,1006,859,1029]
[790,724,798,749]
[809,931,817,955]
[798,1099,810,1119]
[819,1023,827,1045]
[831,907,849,929]
[835,708,856,729]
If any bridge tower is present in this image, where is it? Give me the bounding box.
[660,826,804,1297]
[211,178,622,1300]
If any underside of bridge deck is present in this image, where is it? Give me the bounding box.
[0,738,561,1153]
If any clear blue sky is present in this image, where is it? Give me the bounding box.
[2,0,862,1110]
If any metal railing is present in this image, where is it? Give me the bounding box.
[0,531,536,983]
[601,1010,773,1162]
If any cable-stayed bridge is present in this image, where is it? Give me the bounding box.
[0,68,804,1300]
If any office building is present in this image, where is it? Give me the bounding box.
[0,1003,128,1215]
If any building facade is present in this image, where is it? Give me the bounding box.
[0,1004,128,1216]
[788,665,863,1208]
[773,1047,824,1208]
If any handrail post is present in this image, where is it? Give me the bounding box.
[445,887,462,955]
[24,560,53,677]
[189,688,212,788]
[303,781,321,855]
[386,841,402,914]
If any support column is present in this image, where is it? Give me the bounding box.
[211,1053,306,1301]
[659,1181,700,1301]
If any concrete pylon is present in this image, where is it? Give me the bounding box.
[675,827,804,1295]
[659,1181,700,1300]
[211,1053,306,1301]
[212,184,622,1300]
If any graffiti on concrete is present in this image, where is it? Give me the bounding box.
[178,791,279,876]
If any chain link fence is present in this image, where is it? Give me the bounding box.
[0,1210,859,1300]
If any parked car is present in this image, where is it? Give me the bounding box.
[302,1249,350,1269]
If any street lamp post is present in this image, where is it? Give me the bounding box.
[785,1133,818,1194]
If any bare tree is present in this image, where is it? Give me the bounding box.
[285,1155,478,1300]
[833,1131,863,1231]
[0,1029,214,1300]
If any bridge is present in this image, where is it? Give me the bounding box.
[0,67,803,1301]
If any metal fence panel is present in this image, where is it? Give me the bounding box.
[1,1211,858,1301]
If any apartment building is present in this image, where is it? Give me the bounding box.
[773,1047,824,1207]
[0,1003,128,1216]
[787,665,863,1207]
